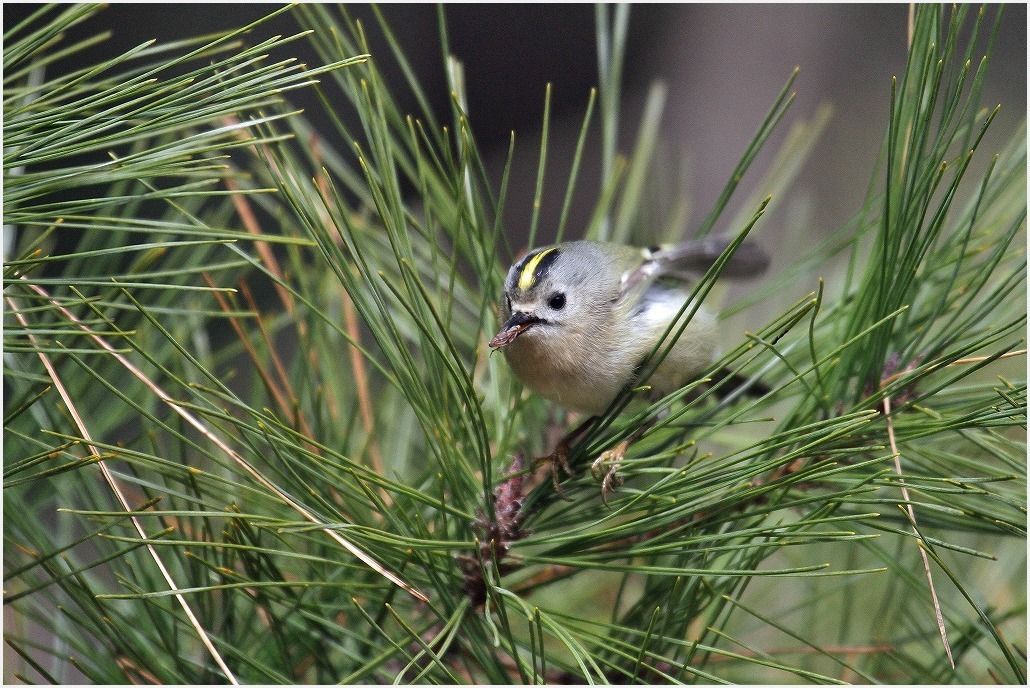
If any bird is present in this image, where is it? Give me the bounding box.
[489,235,770,499]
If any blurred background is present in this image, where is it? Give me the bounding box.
[5,3,1025,253]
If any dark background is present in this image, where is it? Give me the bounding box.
[4,4,1026,265]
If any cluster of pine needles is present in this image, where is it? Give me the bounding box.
[4,4,1025,684]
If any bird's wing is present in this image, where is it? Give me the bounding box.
[651,236,770,280]
[618,236,769,303]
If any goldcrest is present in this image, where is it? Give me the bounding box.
[489,237,769,416]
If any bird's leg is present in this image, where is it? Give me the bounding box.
[591,440,629,504]
[591,409,668,504]
[532,415,597,499]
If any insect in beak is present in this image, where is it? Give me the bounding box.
[489,311,540,349]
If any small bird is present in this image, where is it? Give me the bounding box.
[489,236,769,498]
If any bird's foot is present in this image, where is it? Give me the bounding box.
[591,440,629,505]
[532,439,575,501]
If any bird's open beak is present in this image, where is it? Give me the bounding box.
[489,311,539,349]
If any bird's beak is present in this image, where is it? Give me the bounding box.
[489,311,539,349]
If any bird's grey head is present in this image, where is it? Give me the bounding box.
[490,243,611,349]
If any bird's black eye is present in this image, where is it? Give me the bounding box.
[548,292,566,310]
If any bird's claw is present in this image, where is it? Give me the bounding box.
[591,440,629,504]
[532,439,575,501]
[530,422,634,504]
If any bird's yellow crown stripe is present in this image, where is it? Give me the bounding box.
[518,247,558,291]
